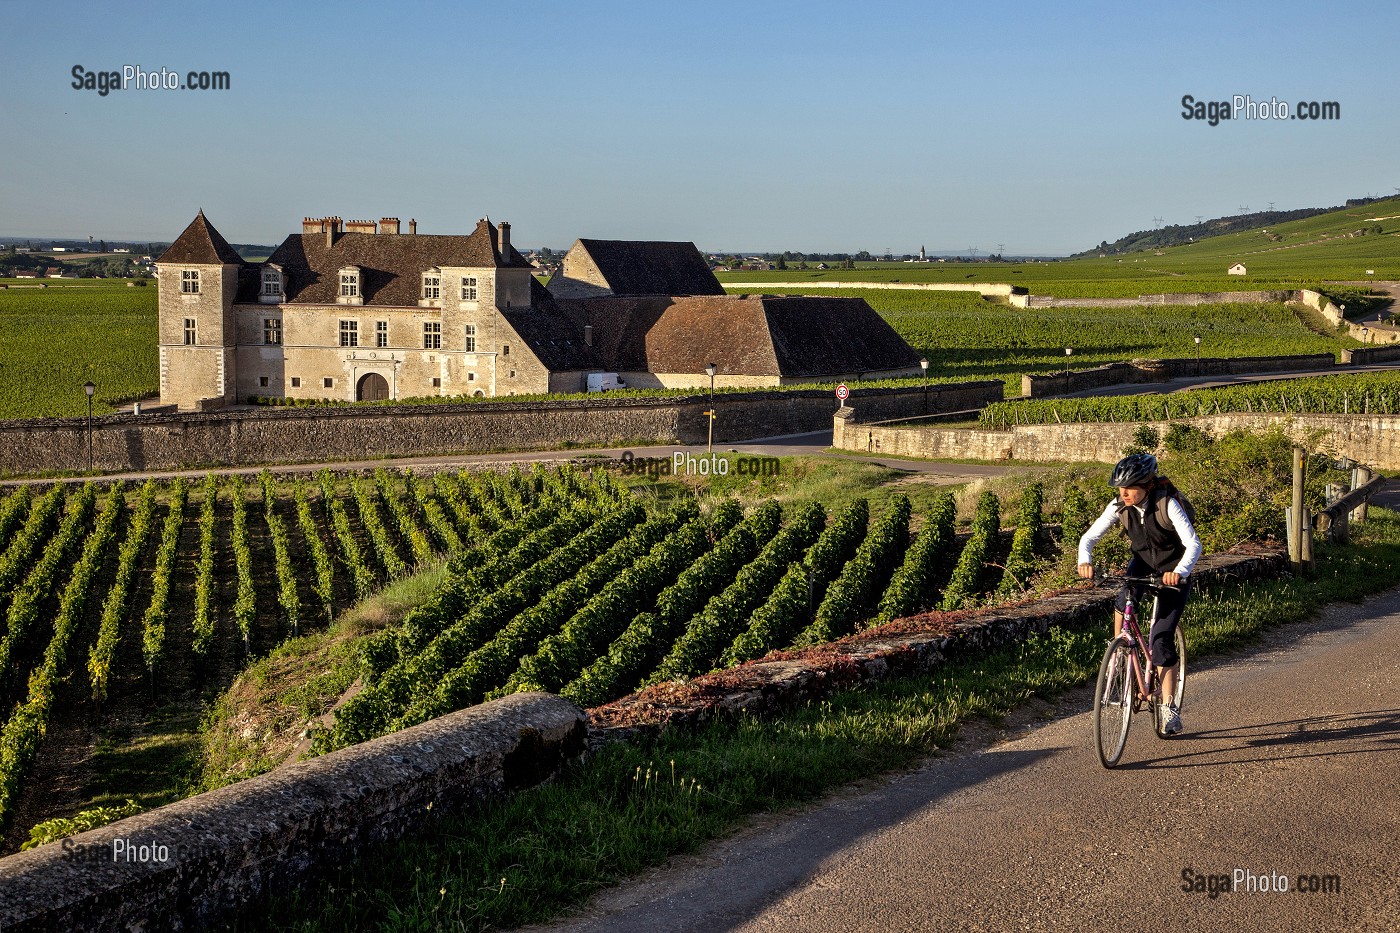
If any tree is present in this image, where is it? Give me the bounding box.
[775,255,786,270]
[99,239,107,253]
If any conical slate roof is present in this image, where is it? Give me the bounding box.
[157,211,246,265]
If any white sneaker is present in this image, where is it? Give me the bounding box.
[1161,704,1182,735]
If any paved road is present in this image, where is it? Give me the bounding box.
[529,590,1400,933]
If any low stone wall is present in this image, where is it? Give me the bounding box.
[593,549,1286,736]
[0,381,1002,476]
[1026,289,1295,308]
[836,409,1400,470]
[0,692,586,933]
[1021,354,1336,399]
[722,281,1015,298]
[1343,345,1400,364]
[1301,288,1400,345]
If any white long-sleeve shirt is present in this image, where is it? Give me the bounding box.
[1076,496,1203,577]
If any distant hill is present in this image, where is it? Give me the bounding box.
[1075,196,1391,257]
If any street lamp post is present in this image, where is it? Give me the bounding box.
[82,381,95,471]
[704,362,717,453]
[1362,326,1370,345]
[1194,335,1201,376]
[1063,347,1073,394]
[919,357,929,412]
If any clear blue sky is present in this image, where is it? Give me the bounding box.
[2,0,1393,254]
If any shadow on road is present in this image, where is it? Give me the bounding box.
[536,744,1063,933]
[1117,708,1400,770]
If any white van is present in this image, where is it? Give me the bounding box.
[586,372,627,392]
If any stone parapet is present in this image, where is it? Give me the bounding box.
[0,692,586,932]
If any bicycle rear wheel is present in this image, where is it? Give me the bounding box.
[1153,628,1187,739]
[1094,639,1133,768]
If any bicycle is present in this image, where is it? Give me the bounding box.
[1092,573,1187,768]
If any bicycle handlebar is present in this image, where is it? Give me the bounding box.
[1096,572,1180,592]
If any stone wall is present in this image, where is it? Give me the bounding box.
[1300,288,1400,345]
[836,409,1400,470]
[1020,354,1336,399]
[0,692,586,933]
[1025,289,1296,308]
[1343,345,1400,364]
[0,381,1002,476]
[721,281,1016,298]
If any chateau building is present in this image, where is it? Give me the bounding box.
[156,213,921,409]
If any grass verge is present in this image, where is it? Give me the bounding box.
[230,509,1400,932]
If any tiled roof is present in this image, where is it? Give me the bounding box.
[760,296,923,376]
[237,218,533,306]
[549,295,920,377]
[501,300,607,372]
[573,240,725,296]
[157,211,246,265]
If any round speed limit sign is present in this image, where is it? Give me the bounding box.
[835,383,849,402]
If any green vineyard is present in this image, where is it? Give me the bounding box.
[979,370,1400,428]
[0,464,1066,839]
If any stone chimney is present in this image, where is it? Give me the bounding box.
[380,217,400,235]
[499,221,511,259]
[583,324,593,346]
[409,218,417,235]
[322,216,342,248]
[345,219,377,235]
[302,217,320,235]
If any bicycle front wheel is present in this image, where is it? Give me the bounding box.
[1094,639,1133,768]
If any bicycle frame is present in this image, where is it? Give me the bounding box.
[1118,586,1161,708]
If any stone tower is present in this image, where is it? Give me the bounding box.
[155,211,245,408]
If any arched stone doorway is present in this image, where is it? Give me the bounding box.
[357,372,390,401]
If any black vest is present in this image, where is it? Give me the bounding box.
[1119,488,1185,574]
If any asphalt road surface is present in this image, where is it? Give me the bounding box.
[528,589,1400,933]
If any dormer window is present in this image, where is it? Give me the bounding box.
[337,266,362,305]
[260,264,283,303]
[181,269,200,294]
[419,268,442,307]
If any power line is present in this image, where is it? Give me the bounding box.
[1152,216,1163,228]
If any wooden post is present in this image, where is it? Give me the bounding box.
[1300,508,1315,572]
[1289,446,1305,571]
[1351,466,1372,523]
[1325,482,1348,543]
[1285,505,1296,565]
